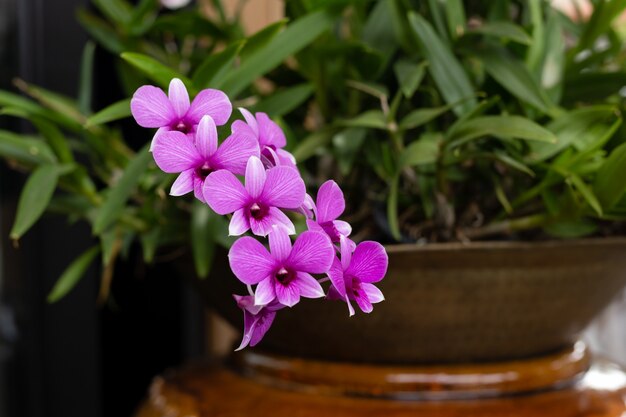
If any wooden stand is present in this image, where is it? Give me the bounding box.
[136,343,626,416]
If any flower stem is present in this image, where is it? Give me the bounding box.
[461,213,550,240]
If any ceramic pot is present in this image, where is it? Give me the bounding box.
[196,237,626,363]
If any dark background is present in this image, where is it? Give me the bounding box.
[0,1,206,416]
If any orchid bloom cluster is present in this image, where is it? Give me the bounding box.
[131,78,389,349]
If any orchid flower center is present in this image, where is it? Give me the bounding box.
[274,267,294,286]
[173,120,192,134]
[248,202,268,220]
[195,163,213,180]
[320,221,340,242]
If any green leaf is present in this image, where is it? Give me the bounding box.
[338,110,387,129]
[78,41,96,115]
[562,72,626,104]
[121,52,191,90]
[140,227,160,263]
[527,106,621,163]
[399,105,449,131]
[400,135,440,167]
[408,13,476,116]
[192,41,245,90]
[447,116,557,149]
[474,46,552,113]
[362,0,398,60]
[220,10,335,97]
[251,84,314,117]
[573,0,626,57]
[240,19,287,60]
[85,98,131,127]
[0,91,80,132]
[30,117,74,163]
[76,9,125,54]
[444,0,466,40]
[10,164,73,240]
[568,173,603,216]
[191,201,216,279]
[387,174,401,241]
[594,142,626,210]
[332,128,367,175]
[47,246,100,303]
[544,220,597,238]
[92,0,132,26]
[465,21,532,45]
[93,145,151,234]
[292,129,335,162]
[0,129,57,165]
[393,60,426,98]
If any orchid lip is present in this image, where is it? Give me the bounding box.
[195,163,213,180]
[274,267,294,286]
[248,202,268,220]
[173,120,192,134]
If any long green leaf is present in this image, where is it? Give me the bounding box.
[465,21,532,45]
[192,41,245,90]
[400,135,440,167]
[10,164,72,240]
[393,60,426,99]
[408,13,476,116]
[78,41,96,115]
[31,117,74,163]
[251,84,314,117]
[47,246,100,303]
[0,129,57,164]
[568,173,603,216]
[594,142,626,210]
[220,11,335,97]
[191,201,216,279]
[399,105,450,131]
[93,146,151,234]
[387,174,401,241]
[240,19,287,59]
[338,110,387,129]
[76,9,125,54]
[474,46,552,113]
[85,98,131,127]
[527,106,621,163]
[447,116,557,149]
[121,52,191,90]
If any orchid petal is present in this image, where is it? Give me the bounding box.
[195,115,218,159]
[229,237,275,285]
[255,277,276,306]
[334,220,352,237]
[235,309,258,351]
[306,219,324,233]
[203,170,249,215]
[170,169,195,196]
[187,89,232,125]
[327,257,346,298]
[256,112,286,148]
[150,127,169,151]
[275,283,300,307]
[212,129,260,175]
[347,241,388,283]
[245,156,266,199]
[131,85,175,128]
[231,119,256,136]
[294,272,325,299]
[361,283,385,303]
[193,176,206,203]
[316,180,345,223]
[354,291,374,313]
[249,207,295,237]
[168,78,190,118]
[249,310,276,347]
[339,235,353,271]
[239,107,259,135]
[287,231,333,274]
[229,208,250,236]
[269,225,292,261]
[276,148,297,167]
[234,294,263,315]
[261,166,305,208]
[152,130,200,173]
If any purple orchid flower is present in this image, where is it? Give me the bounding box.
[130,78,232,148]
[233,295,284,350]
[152,115,259,203]
[306,180,352,244]
[229,226,334,307]
[328,236,388,316]
[203,156,305,236]
[235,108,296,168]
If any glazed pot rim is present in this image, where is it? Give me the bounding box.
[384,236,626,253]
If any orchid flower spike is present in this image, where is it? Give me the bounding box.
[307,180,353,244]
[328,236,388,316]
[229,226,334,307]
[234,108,296,168]
[152,115,259,202]
[131,78,232,148]
[203,156,305,236]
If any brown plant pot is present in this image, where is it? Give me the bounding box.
[196,237,626,364]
